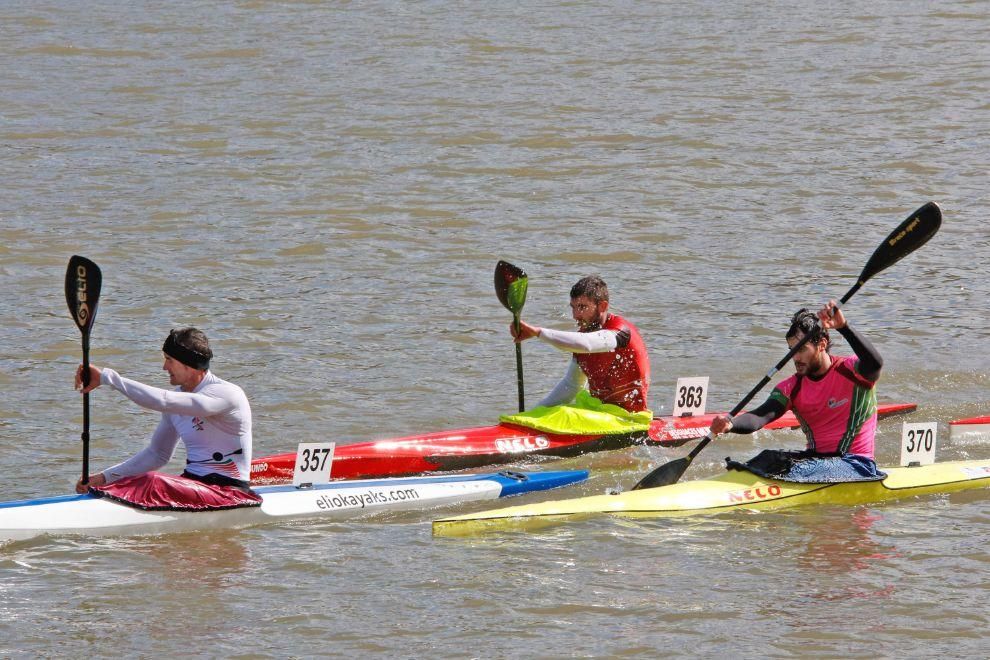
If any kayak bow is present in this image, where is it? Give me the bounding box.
[949,415,990,440]
[432,459,990,537]
[0,469,587,542]
[251,403,916,483]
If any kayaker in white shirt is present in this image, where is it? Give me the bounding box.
[74,328,253,493]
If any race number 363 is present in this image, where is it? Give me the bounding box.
[672,377,709,417]
[293,442,336,487]
[900,422,937,466]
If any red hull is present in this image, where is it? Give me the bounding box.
[250,403,917,484]
[950,415,990,426]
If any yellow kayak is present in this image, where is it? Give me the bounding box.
[432,459,990,537]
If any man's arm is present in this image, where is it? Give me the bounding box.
[75,416,181,492]
[510,319,629,355]
[710,392,788,436]
[836,325,883,382]
[536,327,622,354]
[101,417,181,483]
[100,368,234,417]
[537,360,587,408]
[817,300,882,381]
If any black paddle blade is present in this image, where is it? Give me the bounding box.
[494,260,528,316]
[65,255,102,334]
[857,201,942,286]
[633,456,692,490]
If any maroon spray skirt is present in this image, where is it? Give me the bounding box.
[90,472,262,511]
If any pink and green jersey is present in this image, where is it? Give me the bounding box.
[770,355,878,458]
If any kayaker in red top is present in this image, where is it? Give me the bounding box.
[510,275,651,413]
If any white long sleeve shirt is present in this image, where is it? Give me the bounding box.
[100,368,253,483]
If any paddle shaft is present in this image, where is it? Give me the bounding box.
[514,316,525,412]
[81,332,91,483]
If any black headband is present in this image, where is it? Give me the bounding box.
[163,331,211,370]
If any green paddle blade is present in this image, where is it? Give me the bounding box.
[65,255,102,334]
[494,260,528,316]
[495,260,529,412]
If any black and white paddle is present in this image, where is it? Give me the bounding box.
[65,255,103,487]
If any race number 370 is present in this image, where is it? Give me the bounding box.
[293,442,336,487]
[900,422,937,466]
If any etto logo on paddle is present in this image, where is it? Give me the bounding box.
[727,484,782,503]
[74,265,91,326]
[495,436,551,453]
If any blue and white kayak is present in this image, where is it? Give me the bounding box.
[0,470,588,542]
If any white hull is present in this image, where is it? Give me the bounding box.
[949,423,990,442]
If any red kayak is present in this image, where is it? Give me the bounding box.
[250,402,916,484]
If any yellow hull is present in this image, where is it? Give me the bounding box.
[432,459,990,537]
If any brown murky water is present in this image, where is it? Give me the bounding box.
[2,1,989,656]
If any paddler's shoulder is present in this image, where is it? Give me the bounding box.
[602,312,641,332]
[197,372,249,399]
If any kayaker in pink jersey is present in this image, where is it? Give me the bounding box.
[73,328,254,494]
[709,300,884,478]
[509,275,651,413]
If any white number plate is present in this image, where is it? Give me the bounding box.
[900,422,937,466]
[672,376,709,417]
[293,442,336,487]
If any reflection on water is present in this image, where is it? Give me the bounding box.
[126,531,252,591]
[795,508,898,575]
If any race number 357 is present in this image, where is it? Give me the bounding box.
[900,422,937,466]
[293,442,336,487]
